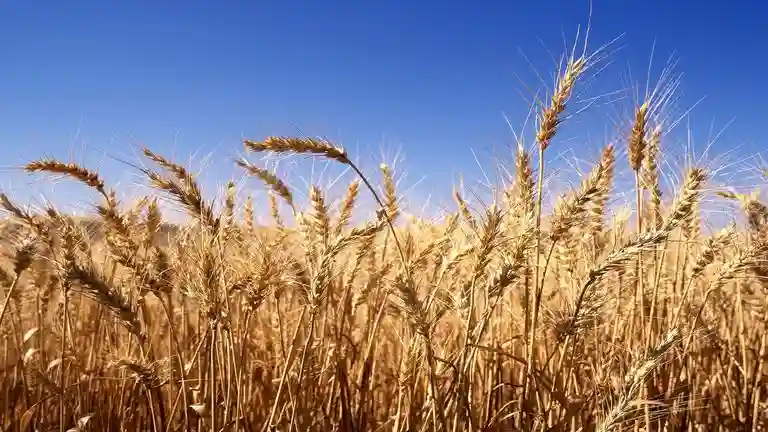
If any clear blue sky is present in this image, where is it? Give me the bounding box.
[1,1,766,215]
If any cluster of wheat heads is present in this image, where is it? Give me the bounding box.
[2,53,768,432]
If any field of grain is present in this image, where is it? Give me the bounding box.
[1,42,767,431]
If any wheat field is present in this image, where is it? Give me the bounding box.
[1,41,767,432]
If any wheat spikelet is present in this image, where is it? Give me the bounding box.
[267,192,284,228]
[142,148,196,188]
[0,236,36,329]
[380,163,400,223]
[589,144,615,256]
[537,57,587,151]
[244,136,349,163]
[682,201,701,244]
[597,329,682,432]
[334,180,360,237]
[690,224,735,278]
[628,102,649,172]
[142,148,220,232]
[143,165,219,232]
[222,180,237,236]
[512,144,536,217]
[144,198,162,245]
[236,159,295,211]
[549,150,610,242]
[644,126,663,230]
[0,193,33,223]
[231,253,278,312]
[454,189,476,230]
[25,159,106,196]
[487,221,535,299]
[308,185,331,246]
[244,195,255,235]
[62,260,144,340]
[391,273,429,337]
[459,207,503,309]
[665,168,707,232]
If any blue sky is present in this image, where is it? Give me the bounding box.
[1,1,766,217]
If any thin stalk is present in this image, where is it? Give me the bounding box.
[158,296,190,430]
[210,323,217,432]
[289,311,317,430]
[60,287,69,432]
[0,272,23,329]
[264,307,307,431]
[633,170,645,341]
[523,150,546,420]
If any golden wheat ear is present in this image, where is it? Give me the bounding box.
[627,102,649,172]
[25,159,107,195]
[0,193,36,227]
[536,56,588,151]
[379,163,400,223]
[244,136,349,163]
[236,158,295,212]
[549,149,612,243]
[63,261,145,341]
[596,328,683,432]
[141,149,219,231]
[333,180,360,237]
